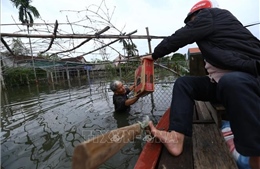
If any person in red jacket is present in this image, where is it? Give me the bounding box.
[143,0,260,168]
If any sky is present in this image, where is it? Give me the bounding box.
[1,0,259,61]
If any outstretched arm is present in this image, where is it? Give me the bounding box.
[128,84,135,91]
[125,96,139,106]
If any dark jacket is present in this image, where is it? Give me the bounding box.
[113,88,131,112]
[152,8,260,76]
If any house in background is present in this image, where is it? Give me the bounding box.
[187,47,207,76]
[1,53,46,67]
[60,56,87,64]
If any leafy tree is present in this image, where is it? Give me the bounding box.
[171,53,188,75]
[38,53,60,61]
[10,0,40,27]
[171,53,186,61]
[10,0,40,82]
[119,39,138,57]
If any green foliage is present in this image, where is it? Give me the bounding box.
[3,67,45,86]
[157,53,189,76]
[170,53,189,75]
[10,0,40,26]
[119,39,138,56]
[37,52,49,58]
[171,53,186,61]
[119,61,137,83]
[38,53,60,61]
[104,61,138,83]
[105,63,117,80]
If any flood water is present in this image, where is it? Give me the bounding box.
[1,80,173,169]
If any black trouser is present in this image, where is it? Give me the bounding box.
[169,72,260,156]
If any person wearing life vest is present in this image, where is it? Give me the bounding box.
[142,0,260,168]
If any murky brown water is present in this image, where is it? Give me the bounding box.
[1,80,173,169]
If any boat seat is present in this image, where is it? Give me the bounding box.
[157,101,238,169]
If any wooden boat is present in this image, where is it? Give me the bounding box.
[72,49,239,169]
[134,102,239,169]
[134,108,170,169]
[133,48,240,169]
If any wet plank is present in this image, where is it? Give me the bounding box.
[157,136,192,169]
[195,101,212,120]
[204,102,224,127]
[192,124,238,169]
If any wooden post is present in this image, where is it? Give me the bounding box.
[26,75,30,85]
[85,65,92,93]
[77,69,81,86]
[27,27,38,85]
[146,27,155,110]
[46,71,51,84]
[53,60,58,83]
[0,60,7,90]
[66,64,71,87]
[119,63,122,79]
[62,70,65,80]
[50,72,54,84]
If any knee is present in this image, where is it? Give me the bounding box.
[175,76,186,85]
[174,76,190,88]
[218,72,250,93]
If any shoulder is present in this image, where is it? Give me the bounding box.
[114,94,126,102]
[205,8,234,18]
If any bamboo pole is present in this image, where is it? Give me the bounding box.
[27,26,38,84]
[0,60,7,90]
[145,27,155,111]
[0,33,166,39]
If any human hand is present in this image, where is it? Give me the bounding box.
[135,96,140,100]
[130,84,135,91]
[140,54,153,63]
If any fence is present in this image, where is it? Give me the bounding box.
[2,59,189,87]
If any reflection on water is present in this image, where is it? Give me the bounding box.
[1,80,171,169]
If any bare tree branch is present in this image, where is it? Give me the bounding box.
[40,20,59,54]
[78,30,137,57]
[50,26,110,56]
[1,1,165,60]
[1,38,14,55]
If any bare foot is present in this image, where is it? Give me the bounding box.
[250,156,260,169]
[148,121,184,156]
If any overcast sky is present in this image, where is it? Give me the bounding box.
[1,0,259,61]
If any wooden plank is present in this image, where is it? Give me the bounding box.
[134,108,170,169]
[192,124,238,169]
[157,136,192,169]
[213,104,225,111]
[204,102,222,127]
[195,101,213,120]
[193,105,199,121]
